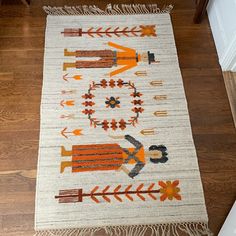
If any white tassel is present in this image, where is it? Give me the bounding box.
[105,3,118,15]
[43,4,174,15]
[35,222,213,236]
[141,4,150,14]
[63,6,75,15]
[113,4,123,14]
[89,5,105,15]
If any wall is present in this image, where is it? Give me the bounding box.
[207,0,236,71]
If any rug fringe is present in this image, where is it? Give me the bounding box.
[43,4,173,15]
[34,222,213,236]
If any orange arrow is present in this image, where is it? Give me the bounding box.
[134,71,147,76]
[63,74,82,81]
[61,128,83,138]
[140,129,155,135]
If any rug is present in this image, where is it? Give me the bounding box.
[35,4,212,236]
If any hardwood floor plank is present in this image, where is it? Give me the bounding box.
[223,72,236,127]
[0,192,35,215]
[0,37,44,50]
[0,1,235,235]
[1,214,34,234]
[198,152,236,172]
[0,140,38,171]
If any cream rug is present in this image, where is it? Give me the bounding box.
[35,4,212,236]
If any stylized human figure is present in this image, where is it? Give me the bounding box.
[63,42,158,77]
[60,135,168,178]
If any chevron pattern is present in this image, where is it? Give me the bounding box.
[61,25,157,38]
[55,182,167,203]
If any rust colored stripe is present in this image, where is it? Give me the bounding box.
[59,189,78,196]
[56,189,83,202]
[73,143,120,150]
[72,159,123,167]
[72,153,123,161]
[102,195,111,202]
[59,197,79,203]
[148,193,157,200]
[72,148,122,155]
[91,196,100,203]
[72,166,119,172]
[125,194,134,201]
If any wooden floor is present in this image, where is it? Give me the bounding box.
[0,1,236,235]
[223,72,236,127]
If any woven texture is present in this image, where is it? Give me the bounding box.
[35,13,208,232]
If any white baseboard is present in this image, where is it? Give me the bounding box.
[220,35,236,71]
[207,0,236,71]
[218,201,236,236]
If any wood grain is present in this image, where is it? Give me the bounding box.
[193,0,209,23]
[0,1,236,236]
[223,72,236,127]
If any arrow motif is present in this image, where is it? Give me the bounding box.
[63,74,82,82]
[135,71,147,76]
[55,182,178,204]
[125,184,132,192]
[61,89,77,95]
[154,95,167,100]
[91,195,100,203]
[154,111,168,117]
[60,114,75,119]
[148,192,157,200]
[61,25,157,38]
[137,183,144,191]
[150,80,163,86]
[102,185,110,193]
[60,100,75,107]
[131,26,138,36]
[61,28,82,37]
[136,184,145,201]
[90,186,100,203]
[91,186,99,194]
[61,128,83,138]
[147,183,157,200]
[114,27,120,37]
[122,27,129,37]
[55,189,83,203]
[114,185,122,193]
[125,184,134,201]
[137,193,145,201]
[148,183,155,191]
[102,186,111,203]
[102,195,111,202]
[114,194,122,202]
[105,27,112,37]
[114,185,122,201]
[62,26,147,38]
[140,128,155,136]
[87,27,94,37]
[96,27,103,37]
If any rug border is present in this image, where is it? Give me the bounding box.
[43,4,173,16]
[34,221,213,236]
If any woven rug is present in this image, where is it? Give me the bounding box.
[35,4,212,236]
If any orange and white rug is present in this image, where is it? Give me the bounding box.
[35,4,212,236]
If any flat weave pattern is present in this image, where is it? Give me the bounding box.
[35,13,208,233]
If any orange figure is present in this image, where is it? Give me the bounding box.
[63,42,159,77]
[60,135,168,178]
